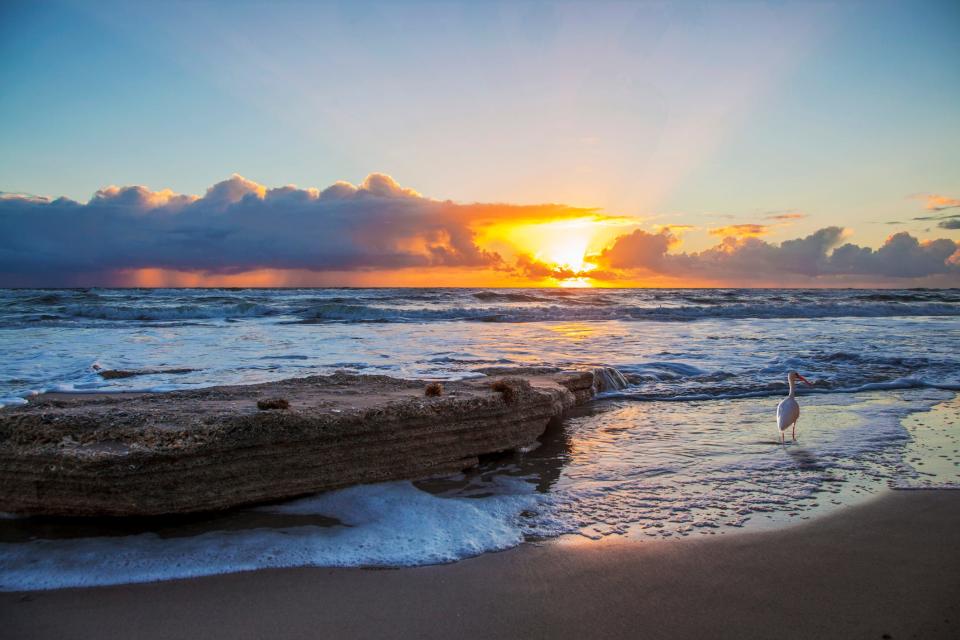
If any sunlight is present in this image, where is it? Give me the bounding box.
[547,322,597,339]
[542,234,592,273]
[476,216,629,286]
[558,277,593,288]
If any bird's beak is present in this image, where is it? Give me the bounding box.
[797,374,812,385]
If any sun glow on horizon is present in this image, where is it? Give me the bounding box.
[537,235,593,274]
[558,277,593,288]
[476,215,633,287]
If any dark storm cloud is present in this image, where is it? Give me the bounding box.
[0,174,592,284]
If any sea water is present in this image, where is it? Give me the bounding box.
[0,288,958,589]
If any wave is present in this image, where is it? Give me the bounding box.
[607,378,960,402]
[8,300,958,325]
[291,301,960,324]
[854,291,960,303]
[606,369,960,401]
[0,481,540,590]
[1,288,958,325]
[472,291,546,303]
[590,349,960,402]
[33,301,274,322]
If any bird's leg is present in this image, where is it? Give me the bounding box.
[792,421,797,442]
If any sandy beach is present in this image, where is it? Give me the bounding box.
[3,489,958,640]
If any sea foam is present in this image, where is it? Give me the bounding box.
[0,482,540,591]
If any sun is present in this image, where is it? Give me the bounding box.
[542,235,593,273]
[472,214,633,287]
[558,277,593,288]
[490,217,602,273]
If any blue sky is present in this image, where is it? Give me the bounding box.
[1,1,958,286]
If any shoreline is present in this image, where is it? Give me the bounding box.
[0,389,955,591]
[2,489,958,639]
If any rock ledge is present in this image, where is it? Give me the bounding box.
[0,369,611,517]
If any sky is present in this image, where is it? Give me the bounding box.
[1,0,958,287]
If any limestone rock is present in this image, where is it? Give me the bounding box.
[0,369,600,517]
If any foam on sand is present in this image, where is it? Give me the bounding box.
[0,481,541,591]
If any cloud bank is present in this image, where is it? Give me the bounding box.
[590,227,959,284]
[1,175,958,286]
[0,174,593,286]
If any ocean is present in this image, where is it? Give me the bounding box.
[1,287,959,589]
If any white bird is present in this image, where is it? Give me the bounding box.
[777,371,812,443]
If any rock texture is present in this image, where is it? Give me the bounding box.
[0,369,607,517]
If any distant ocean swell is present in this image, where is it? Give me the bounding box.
[3,299,959,325]
[292,301,960,324]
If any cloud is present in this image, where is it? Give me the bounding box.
[510,253,621,282]
[512,254,558,279]
[827,232,958,278]
[593,226,959,283]
[916,194,960,212]
[90,185,200,210]
[764,212,807,221]
[0,173,601,285]
[656,224,696,234]
[591,228,678,271]
[2,175,958,286]
[709,223,770,238]
[707,212,805,239]
[913,210,960,226]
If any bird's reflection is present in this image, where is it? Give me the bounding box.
[785,446,824,471]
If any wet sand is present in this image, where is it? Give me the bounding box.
[2,489,958,640]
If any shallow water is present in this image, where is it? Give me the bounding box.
[0,288,958,589]
[423,391,957,540]
[1,392,957,590]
